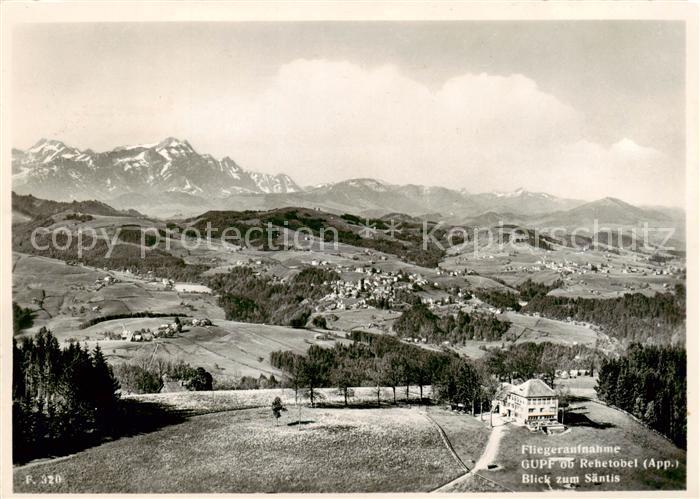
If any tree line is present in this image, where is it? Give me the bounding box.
[79,311,188,329]
[270,332,494,413]
[597,343,686,448]
[482,342,604,386]
[112,358,213,394]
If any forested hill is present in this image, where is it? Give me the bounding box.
[597,343,686,448]
[186,207,457,268]
[12,192,142,219]
[522,286,685,345]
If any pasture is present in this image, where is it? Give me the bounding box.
[81,320,352,381]
[13,406,464,493]
[12,253,223,340]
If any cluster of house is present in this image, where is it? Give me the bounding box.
[93,275,119,291]
[120,320,177,341]
[556,368,591,378]
[120,327,153,342]
[530,258,604,276]
[317,268,421,311]
[190,317,212,327]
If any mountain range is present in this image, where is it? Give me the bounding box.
[12,138,301,201]
[12,138,681,232]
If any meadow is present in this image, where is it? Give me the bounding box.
[14,406,464,493]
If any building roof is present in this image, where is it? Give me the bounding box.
[511,379,555,398]
[495,383,514,401]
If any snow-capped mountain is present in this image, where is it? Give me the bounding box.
[471,188,583,215]
[12,138,302,200]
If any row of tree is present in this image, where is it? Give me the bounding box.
[597,343,686,448]
[112,358,213,393]
[270,332,494,413]
[482,342,604,385]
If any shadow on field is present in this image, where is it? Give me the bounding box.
[115,399,190,436]
[14,399,189,466]
[287,420,315,426]
[564,408,616,429]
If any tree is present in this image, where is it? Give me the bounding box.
[311,315,328,329]
[382,352,404,404]
[330,358,362,406]
[435,357,481,414]
[556,385,571,424]
[187,367,213,391]
[271,396,286,425]
[13,302,34,332]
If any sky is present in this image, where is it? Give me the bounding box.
[12,21,686,206]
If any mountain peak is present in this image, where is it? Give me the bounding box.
[156,137,194,151]
[13,137,302,199]
[29,138,69,152]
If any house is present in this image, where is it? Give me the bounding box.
[120,326,133,341]
[493,379,559,426]
[160,375,186,393]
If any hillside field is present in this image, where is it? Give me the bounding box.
[14,406,465,493]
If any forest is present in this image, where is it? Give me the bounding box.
[209,266,338,327]
[12,328,214,463]
[392,303,511,343]
[522,285,686,344]
[13,328,121,463]
[597,343,686,448]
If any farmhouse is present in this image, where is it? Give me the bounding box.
[494,379,559,426]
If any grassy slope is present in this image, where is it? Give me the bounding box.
[425,406,491,467]
[14,406,463,493]
[126,386,434,413]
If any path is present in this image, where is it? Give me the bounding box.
[431,413,509,493]
[472,422,505,471]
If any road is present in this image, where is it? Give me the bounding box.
[431,413,509,493]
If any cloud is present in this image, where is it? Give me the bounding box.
[157,59,681,205]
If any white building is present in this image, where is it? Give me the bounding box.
[494,379,559,425]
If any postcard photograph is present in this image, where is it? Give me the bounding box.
[2,2,697,496]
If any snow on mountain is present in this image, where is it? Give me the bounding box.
[12,138,302,200]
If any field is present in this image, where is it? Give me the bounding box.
[74,320,352,381]
[127,385,434,413]
[12,253,223,338]
[13,252,351,380]
[13,406,464,493]
[12,388,685,493]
